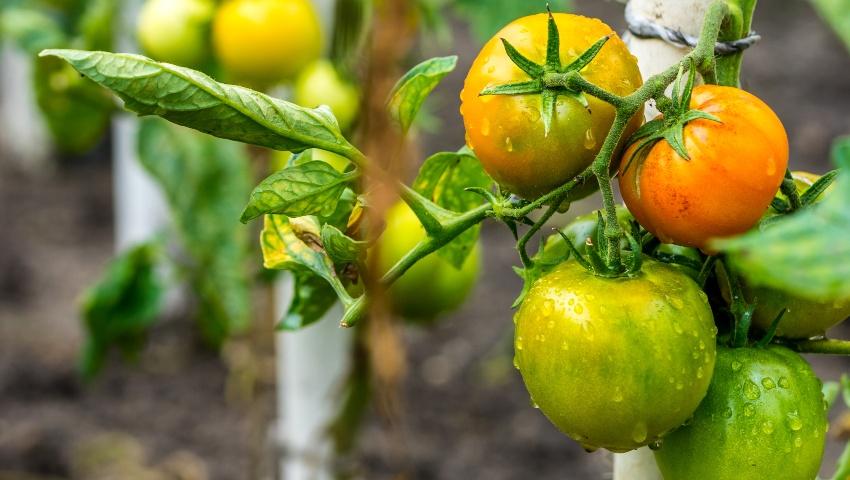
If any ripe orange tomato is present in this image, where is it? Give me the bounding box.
[619,85,788,250]
[212,0,322,86]
[460,13,643,200]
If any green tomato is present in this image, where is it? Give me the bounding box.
[514,257,717,452]
[377,202,480,323]
[655,346,827,480]
[294,60,360,132]
[136,0,214,67]
[748,171,850,338]
[270,149,350,173]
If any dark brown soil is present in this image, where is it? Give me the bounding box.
[2,1,850,479]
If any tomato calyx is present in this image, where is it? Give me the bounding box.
[558,211,643,278]
[771,169,839,215]
[478,8,610,136]
[621,61,721,188]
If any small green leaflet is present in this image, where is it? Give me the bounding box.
[241,161,357,223]
[79,241,164,380]
[388,55,457,133]
[413,147,493,268]
[279,270,339,330]
[138,119,253,346]
[262,214,352,304]
[812,0,850,54]
[716,137,850,302]
[39,49,359,157]
[321,224,366,264]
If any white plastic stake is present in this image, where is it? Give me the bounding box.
[113,0,170,253]
[0,44,51,172]
[613,1,716,478]
[275,1,353,479]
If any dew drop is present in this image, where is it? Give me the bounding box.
[731,360,743,372]
[743,403,756,417]
[505,137,514,152]
[698,290,709,303]
[561,341,569,351]
[668,376,675,384]
[583,129,597,150]
[574,304,585,314]
[795,436,803,448]
[762,420,775,434]
[697,367,704,379]
[481,117,491,136]
[723,406,733,418]
[676,382,684,391]
[487,65,496,74]
[513,356,520,369]
[542,299,554,316]
[744,380,761,400]
[673,321,684,334]
[692,351,700,360]
[788,413,803,431]
[778,377,790,389]
[515,337,524,351]
[568,298,575,306]
[669,296,685,310]
[613,388,624,403]
[631,422,648,443]
[762,377,776,390]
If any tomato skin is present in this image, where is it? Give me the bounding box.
[514,258,716,452]
[619,85,788,250]
[212,0,322,86]
[293,60,359,132]
[460,13,643,200]
[137,0,214,67]
[378,202,480,322]
[655,346,827,480]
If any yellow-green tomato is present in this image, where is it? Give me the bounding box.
[212,0,322,86]
[655,346,827,480]
[294,60,360,132]
[514,258,716,452]
[137,0,214,67]
[378,202,480,323]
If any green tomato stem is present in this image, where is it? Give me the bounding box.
[716,0,758,87]
[518,200,562,269]
[780,169,803,211]
[782,339,850,355]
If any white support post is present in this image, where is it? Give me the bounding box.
[113,0,170,253]
[275,2,353,479]
[613,1,716,478]
[0,43,51,173]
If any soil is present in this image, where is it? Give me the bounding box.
[2,1,850,479]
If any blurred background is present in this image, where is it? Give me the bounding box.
[1,0,850,479]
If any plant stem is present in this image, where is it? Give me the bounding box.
[780,169,803,211]
[782,339,850,355]
[518,200,562,268]
[716,0,759,87]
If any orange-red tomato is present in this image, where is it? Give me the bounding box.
[619,85,788,250]
[460,13,643,200]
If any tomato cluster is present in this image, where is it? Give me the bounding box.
[460,11,844,478]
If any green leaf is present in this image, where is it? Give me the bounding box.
[40,49,358,157]
[79,241,164,380]
[137,119,253,345]
[321,224,366,264]
[413,147,493,267]
[499,38,543,78]
[262,214,350,302]
[716,154,850,302]
[0,7,67,54]
[241,161,356,223]
[279,270,338,330]
[812,0,850,54]
[453,0,572,44]
[388,55,457,132]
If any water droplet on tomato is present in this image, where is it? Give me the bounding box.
[744,403,756,417]
[583,129,597,149]
[631,422,648,443]
[513,356,519,369]
[561,341,569,351]
[731,360,743,372]
[613,388,623,403]
[515,337,524,351]
[778,377,790,389]
[481,117,491,136]
[505,137,514,152]
[723,407,733,418]
[744,380,761,400]
[762,420,775,434]
[762,377,776,390]
[697,367,704,379]
[788,413,803,431]
[794,436,803,448]
[574,304,584,314]
[673,321,684,334]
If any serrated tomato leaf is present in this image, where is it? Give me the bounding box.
[279,270,338,330]
[241,161,356,223]
[388,55,457,133]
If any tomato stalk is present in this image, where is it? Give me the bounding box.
[715,0,758,87]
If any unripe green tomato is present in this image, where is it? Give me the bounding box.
[212,0,322,86]
[655,346,827,480]
[748,171,850,338]
[270,149,350,173]
[514,257,717,452]
[294,60,360,132]
[136,0,214,67]
[377,202,480,323]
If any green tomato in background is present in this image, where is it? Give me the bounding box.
[747,171,850,338]
[294,60,360,132]
[270,149,350,173]
[377,202,480,323]
[655,346,827,480]
[136,0,214,67]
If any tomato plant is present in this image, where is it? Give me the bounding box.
[514,257,716,452]
[212,0,323,86]
[619,84,789,250]
[136,0,214,67]
[654,346,827,480]
[460,13,643,200]
[38,0,850,477]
